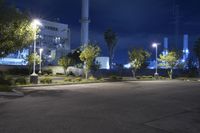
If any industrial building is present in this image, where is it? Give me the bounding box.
[148,34,190,69]
[124,34,190,69]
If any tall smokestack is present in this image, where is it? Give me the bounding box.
[183,34,189,61]
[164,37,168,50]
[80,0,90,46]
[183,34,188,51]
[163,37,169,56]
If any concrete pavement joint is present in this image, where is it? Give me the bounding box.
[143,110,190,124]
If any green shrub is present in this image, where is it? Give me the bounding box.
[44,74,49,76]
[142,76,153,79]
[88,76,97,81]
[42,69,53,75]
[56,73,64,76]
[66,71,75,77]
[159,76,167,80]
[15,77,27,85]
[64,77,73,82]
[110,75,117,80]
[109,75,122,81]
[40,77,52,84]
[73,77,82,82]
[137,76,154,80]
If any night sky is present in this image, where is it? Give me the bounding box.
[8,0,200,64]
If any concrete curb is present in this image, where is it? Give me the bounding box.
[0,89,24,97]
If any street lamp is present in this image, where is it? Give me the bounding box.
[30,19,42,84]
[152,43,160,77]
[39,48,43,74]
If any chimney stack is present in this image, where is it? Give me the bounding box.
[162,37,169,56]
[182,34,189,61]
[80,0,90,46]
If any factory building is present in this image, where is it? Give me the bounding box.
[145,34,190,69]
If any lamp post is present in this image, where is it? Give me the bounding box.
[39,48,43,74]
[152,43,160,77]
[30,19,42,84]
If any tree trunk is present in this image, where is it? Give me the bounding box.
[85,72,88,79]
[85,69,89,79]
[170,69,173,80]
[109,52,112,70]
[109,47,115,70]
[132,70,136,79]
[64,69,67,75]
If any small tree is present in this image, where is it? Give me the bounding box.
[58,56,74,75]
[159,51,180,79]
[27,53,40,74]
[79,44,100,79]
[193,38,200,76]
[128,49,150,78]
[104,29,118,69]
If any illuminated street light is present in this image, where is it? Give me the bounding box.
[152,43,160,77]
[30,19,42,84]
[39,48,43,74]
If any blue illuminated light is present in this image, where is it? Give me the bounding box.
[0,49,29,66]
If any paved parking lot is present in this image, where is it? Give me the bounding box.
[0,81,200,133]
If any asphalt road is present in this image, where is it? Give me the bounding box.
[0,81,200,133]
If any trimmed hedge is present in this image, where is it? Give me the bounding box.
[42,69,53,75]
[64,77,73,82]
[40,77,52,84]
[15,77,27,85]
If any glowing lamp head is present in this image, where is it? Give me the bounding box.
[39,48,43,53]
[31,19,42,28]
[152,43,158,48]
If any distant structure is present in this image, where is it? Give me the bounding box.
[36,19,71,65]
[96,57,110,69]
[148,34,190,69]
[162,37,169,56]
[182,34,189,62]
[80,0,90,46]
[0,19,71,66]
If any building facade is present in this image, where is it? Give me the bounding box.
[35,19,71,65]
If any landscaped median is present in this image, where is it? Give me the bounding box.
[1,73,199,96]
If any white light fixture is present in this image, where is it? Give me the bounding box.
[152,43,160,77]
[31,19,42,76]
[152,43,158,48]
[31,19,42,28]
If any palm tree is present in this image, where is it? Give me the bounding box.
[104,29,118,69]
[193,38,200,76]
